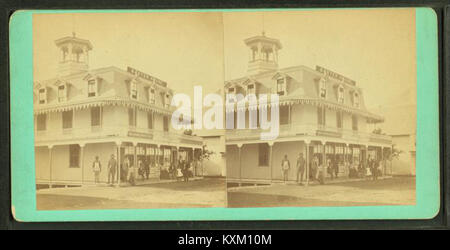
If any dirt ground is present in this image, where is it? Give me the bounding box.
[36,178,226,210]
[36,177,415,210]
[227,176,416,208]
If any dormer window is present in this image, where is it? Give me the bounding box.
[130,80,138,100]
[148,87,155,104]
[353,92,360,108]
[338,85,344,104]
[277,78,286,96]
[38,88,47,104]
[58,84,67,102]
[87,79,98,97]
[164,93,170,109]
[247,84,255,95]
[319,78,327,99]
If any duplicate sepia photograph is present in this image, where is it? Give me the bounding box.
[223,9,417,208]
[32,9,417,211]
[33,12,227,210]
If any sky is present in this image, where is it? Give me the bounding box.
[33,9,416,109]
[33,12,224,100]
[223,9,416,109]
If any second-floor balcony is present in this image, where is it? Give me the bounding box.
[35,125,203,146]
[225,123,392,145]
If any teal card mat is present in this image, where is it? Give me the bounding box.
[10,8,440,221]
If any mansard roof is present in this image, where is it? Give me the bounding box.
[33,66,175,115]
[224,65,383,122]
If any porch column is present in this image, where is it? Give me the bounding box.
[237,143,243,186]
[191,148,195,176]
[175,146,180,168]
[116,141,122,186]
[80,143,85,185]
[383,146,389,176]
[268,142,274,182]
[133,142,138,169]
[345,143,350,176]
[48,144,54,188]
[362,145,368,169]
[200,146,204,176]
[322,141,326,173]
[305,140,310,186]
[161,145,165,168]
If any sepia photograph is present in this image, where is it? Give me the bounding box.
[32,9,417,211]
[223,9,417,208]
[32,12,227,210]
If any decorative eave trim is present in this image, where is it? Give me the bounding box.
[34,98,173,116]
[228,96,384,122]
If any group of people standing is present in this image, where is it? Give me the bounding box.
[91,154,118,185]
[174,156,194,182]
[90,153,197,186]
[119,156,152,186]
[280,152,383,185]
[349,155,382,180]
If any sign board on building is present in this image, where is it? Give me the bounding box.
[127,66,168,87]
[316,65,356,86]
[128,131,154,139]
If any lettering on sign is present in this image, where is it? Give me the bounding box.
[128,131,154,139]
[316,65,356,86]
[127,66,168,87]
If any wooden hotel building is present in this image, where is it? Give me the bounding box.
[34,35,203,186]
[225,33,393,184]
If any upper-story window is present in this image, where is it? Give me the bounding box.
[130,80,138,100]
[147,112,153,129]
[62,110,73,129]
[163,116,169,132]
[36,114,46,131]
[91,107,102,127]
[277,78,286,96]
[336,111,343,129]
[247,84,255,95]
[352,114,358,131]
[128,107,136,127]
[318,106,326,126]
[279,106,289,125]
[58,84,67,102]
[338,85,344,104]
[148,87,155,104]
[38,88,47,104]
[87,79,98,97]
[353,92,360,108]
[319,78,327,99]
[164,93,170,109]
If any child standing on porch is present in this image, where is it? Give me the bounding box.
[92,156,102,184]
[281,155,290,184]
